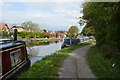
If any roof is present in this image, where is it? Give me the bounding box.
[0,40,25,51]
[11,26,24,29]
[0,23,10,31]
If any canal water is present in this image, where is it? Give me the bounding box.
[27,41,62,65]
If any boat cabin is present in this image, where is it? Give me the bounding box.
[0,30,31,79]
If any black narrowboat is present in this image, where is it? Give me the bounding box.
[61,38,80,49]
[0,30,31,79]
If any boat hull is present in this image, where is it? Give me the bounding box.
[1,59,31,80]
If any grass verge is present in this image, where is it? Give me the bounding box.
[26,42,49,47]
[86,45,120,79]
[19,40,95,78]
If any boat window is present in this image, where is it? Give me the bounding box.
[10,49,22,67]
[0,54,2,77]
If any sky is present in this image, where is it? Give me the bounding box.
[0,0,119,32]
[1,0,119,32]
[0,0,86,31]
[0,0,87,32]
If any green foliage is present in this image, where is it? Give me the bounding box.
[26,42,50,47]
[17,32,26,38]
[0,31,13,38]
[22,21,39,32]
[19,41,94,78]
[18,32,49,39]
[81,26,95,36]
[67,26,79,37]
[43,29,47,32]
[86,45,120,78]
[81,2,120,51]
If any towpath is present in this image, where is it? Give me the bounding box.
[59,43,97,78]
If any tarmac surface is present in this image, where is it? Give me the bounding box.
[59,43,97,78]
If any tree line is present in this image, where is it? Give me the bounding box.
[81,2,120,52]
[0,21,49,39]
[1,20,80,39]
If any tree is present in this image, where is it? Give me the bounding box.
[43,29,47,32]
[22,21,39,38]
[22,21,38,32]
[67,26,79,37]
[81,2,120,52]
[81,26,95,36]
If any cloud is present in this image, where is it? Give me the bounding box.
[2,0,119,3]
[2,2,84,32]
[3,0,86,2]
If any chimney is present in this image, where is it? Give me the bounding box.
[13,29,17,41]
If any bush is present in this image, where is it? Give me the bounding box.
[0,31,13,38]
[86,45,120,78]
[17,32,49,38]
[82,2,120,52]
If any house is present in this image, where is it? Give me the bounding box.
[11,26,24,32]
[44,31,56,38]
[57,34,66,38]
[44,30,66,38]
[0,23,10,31]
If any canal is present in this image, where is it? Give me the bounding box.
[26,41,62,65]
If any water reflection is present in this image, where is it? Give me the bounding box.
[27,41,62,65]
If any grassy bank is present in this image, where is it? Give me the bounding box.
[23,38,63,40]
[19,40,95,78]
[26,42,50,47]
[86,45,120,78]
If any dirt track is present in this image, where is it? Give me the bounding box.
[59,44,97,78]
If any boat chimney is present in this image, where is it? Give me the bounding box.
[13,29,17,41]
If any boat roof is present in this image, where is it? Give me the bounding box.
[64,37,79,40]
[0,39,12,41]
[0,39,25,52]
[0,39,13,43]
[64,37,72,39]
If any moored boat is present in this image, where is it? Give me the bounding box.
[61,38,80,49]
[0,30,31,79]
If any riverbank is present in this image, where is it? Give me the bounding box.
[86,45,120,78]
[26,41,50,47]
[19,40,95,78]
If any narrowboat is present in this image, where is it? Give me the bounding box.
[61,38,80,49]
[0,30,31,79]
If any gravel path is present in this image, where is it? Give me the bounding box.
[59,44,97,78]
